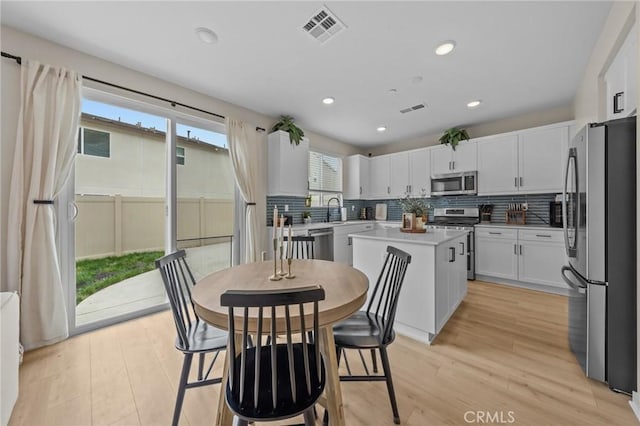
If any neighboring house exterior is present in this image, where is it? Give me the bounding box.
[74,113,234,259]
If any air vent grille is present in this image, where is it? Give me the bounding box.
[400,103,427,114]
[302,6,346,44]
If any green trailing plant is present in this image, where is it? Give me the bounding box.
[439,127,470,151]
[302,211,312,219]
[271,115,305,145]
[397,191,432,217]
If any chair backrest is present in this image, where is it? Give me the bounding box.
[284,236,316,259]
[220,286,325,411]
[365,245,412,343]
[155,250,198,350]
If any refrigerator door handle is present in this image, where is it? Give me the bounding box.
[561,265,587,290]
[563,148,578,258]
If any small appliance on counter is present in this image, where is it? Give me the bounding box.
[283,214,293,225]
[549,198,563,227]
[340,207,347,222]
[375,203,387,220]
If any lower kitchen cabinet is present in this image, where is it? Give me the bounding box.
[475,226,568,291]
[434,235,467,332]
[333,222,374,265]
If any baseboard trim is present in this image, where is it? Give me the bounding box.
[630,392,640,422]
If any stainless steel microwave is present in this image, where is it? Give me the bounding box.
[431,171,477,196]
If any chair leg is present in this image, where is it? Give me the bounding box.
[197,353,205,380]
[303,407,316,425]
[323,348,342,425]
[371,349,378,373]
[379,346,400,424]
[173,353,193,426]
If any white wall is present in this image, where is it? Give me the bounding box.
[0,25,356,291]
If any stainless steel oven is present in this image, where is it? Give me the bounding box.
[431,171,477,196]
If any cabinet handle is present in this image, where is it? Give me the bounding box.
[452,161,455,170]
[387,186,390,194]
[489,231,502,235]
[459,242,465,255]
[409,184,412,193]
[449,247,456,262]
[359,186,362,195]
[348,237,352,246]
[514,244,517,255]
[514,177,518,187]
[519,244,523,255]
[449,161,452,170]
[535,234,552,238]
[520,177,523,187]
[614,92,624,114]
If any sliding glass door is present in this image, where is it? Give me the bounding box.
[58,89,233,333]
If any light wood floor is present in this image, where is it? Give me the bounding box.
[8,281,636,426]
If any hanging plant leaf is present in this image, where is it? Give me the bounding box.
[439,127,470,151]
[271,115,305,145]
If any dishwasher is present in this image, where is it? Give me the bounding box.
[308,227,334,261]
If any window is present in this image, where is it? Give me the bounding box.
[308,151,342,207]
[77,128,110,157]
[176,146,185,165]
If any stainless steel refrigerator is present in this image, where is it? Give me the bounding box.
[561,116,636,394]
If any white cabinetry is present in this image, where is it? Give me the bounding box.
[475,226,568,290]
[333,222,374,265]
[369,155,390,198]
[409,148,431,197]
[430,140,477,176]
[267,131,309,196]
[344,155,370,199]
[605,23,637,120]
[389,152,410,198]
[477,124,569,195]
[434,235,468,332]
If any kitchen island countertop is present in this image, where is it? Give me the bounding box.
[349,228,468,246]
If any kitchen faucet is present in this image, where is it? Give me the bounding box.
[326,197,341,223]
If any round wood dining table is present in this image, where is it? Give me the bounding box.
[192,259,369,426]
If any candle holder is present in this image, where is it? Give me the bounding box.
[285,257,295,279]
[278,243,286,276]
[269,238,282,281]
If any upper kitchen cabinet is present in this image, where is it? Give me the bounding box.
[408,148,431,197]
[430,140,477,176]
[344,154,370,199]
[369,155,391,198]
[267,130,310,196]
[518,125,568,193]
[605,23,637,120]
[477,134,519,194]
[477,123,569,195]
[389,152,410,198]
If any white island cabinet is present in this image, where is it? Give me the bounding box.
[350,228,468,344]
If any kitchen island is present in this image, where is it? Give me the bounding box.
[350,228,468,344]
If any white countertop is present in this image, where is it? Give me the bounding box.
[475,223,563,232]
[349,228,468,246]
[268,220,400,231]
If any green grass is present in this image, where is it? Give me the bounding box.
[75,251,164,304]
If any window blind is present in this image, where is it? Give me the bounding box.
[308,151,342,192]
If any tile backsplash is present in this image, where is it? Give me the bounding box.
[267,193,557,226]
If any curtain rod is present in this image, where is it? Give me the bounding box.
[1,51,267,132]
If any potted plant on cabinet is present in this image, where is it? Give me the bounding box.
[271,115,305,145]
[439,127,470,151]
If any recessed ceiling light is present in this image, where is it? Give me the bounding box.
[435,41,456,56]
[377,126,387,132]
[322,97,335,105]
[467,100,482,108]
[195,27,218,44]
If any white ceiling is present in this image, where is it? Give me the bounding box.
[1,1,611,148]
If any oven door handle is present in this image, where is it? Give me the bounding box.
[561,265,587,290]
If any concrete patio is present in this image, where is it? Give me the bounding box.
[76,243,232,326]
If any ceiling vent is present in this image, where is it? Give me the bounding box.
[400,103,427,114]
[302,6,347,44]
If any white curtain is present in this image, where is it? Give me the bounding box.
[226,118,260,263]
[6,60,81,350]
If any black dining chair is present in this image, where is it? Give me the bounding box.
[284,235,316,259]
[220,286,326,426]
[325,245,411,425]
[156,250,227,426]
